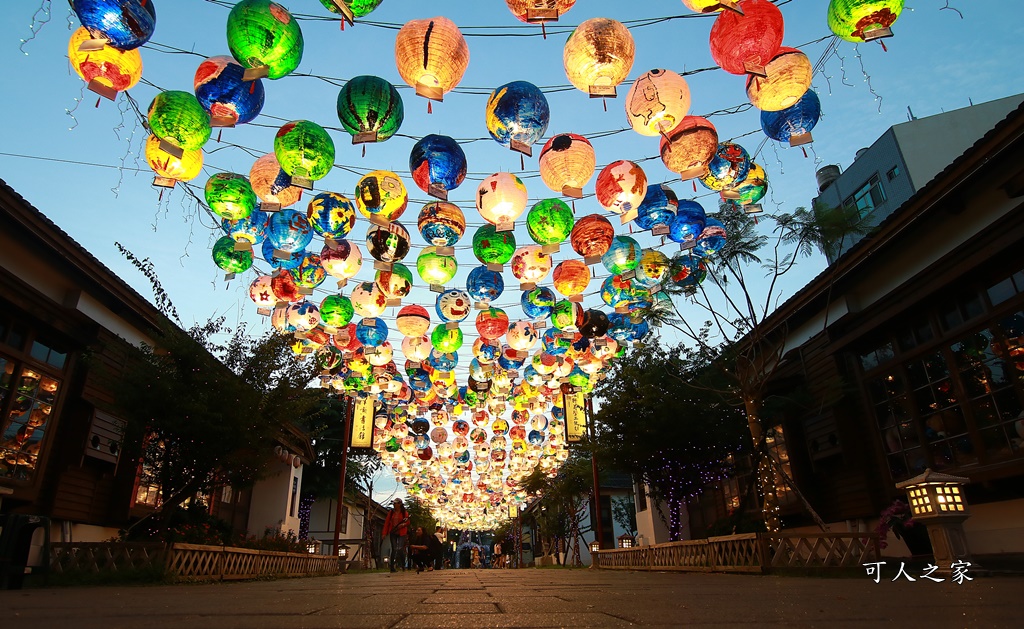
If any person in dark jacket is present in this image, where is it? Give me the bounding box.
[428,526,445,571]
[409,526,431,573]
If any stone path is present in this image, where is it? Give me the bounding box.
[1,568,1019,628]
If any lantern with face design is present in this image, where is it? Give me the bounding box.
[436,289,472,323]
[356,170,409,222]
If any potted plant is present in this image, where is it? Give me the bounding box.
[875,499,932,556]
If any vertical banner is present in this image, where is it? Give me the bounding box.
[565,392,587,443]
[508,504,519,519]
[351,396,375,448]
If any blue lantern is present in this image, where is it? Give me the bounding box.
[436,289,472,323]
[485,81,550,149]
[541,328,570,355]
[307,192,357,240]
[267,209,313,252]
[635,184,679,231]
[668,200,707,243]
[222,207,268,244]
[521,286,556,320]
[194,56,265,125]
[356,317,389,347]
[607,313,634,342]
[261,239,304,271]
[428,349,458,372]
[498,346,525,371]
[602,236,641,275]
[761,89,820,146]
[409,134,467,195]
[71,0,156,50]
[671,253,708,289]
[467,266,505,303]
[698,142,751,192]
[694,218,728,258]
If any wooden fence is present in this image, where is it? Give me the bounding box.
[592,532,879,574]
[51,542,166,575]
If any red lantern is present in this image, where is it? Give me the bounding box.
[570,214,615,260]
[709,0,784,76]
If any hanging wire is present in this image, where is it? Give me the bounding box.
[19,0,53,55]
[940,1,964,19]
[64,83,86,131]
[853,44,883,113]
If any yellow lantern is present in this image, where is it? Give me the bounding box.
[681,0,741,13]
[477,173,529,227]
[506,0,576,22]
[68,27,142,100]
[250,153,303,208]
[538,133,595,197]
[563,18,635,97]
[552,260,590,297]
[625,69,692,137]
[144,135,202,186]
[746,47,813,112]
[394,17,469,102]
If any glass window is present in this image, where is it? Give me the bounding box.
[0,358,61,483]
[988,277,1017,306]
[843,174,887,219]
[887,166,901,181]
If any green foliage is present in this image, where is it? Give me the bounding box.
[300,397,383,501]
[611,496,637,537]
[405,497,437,534]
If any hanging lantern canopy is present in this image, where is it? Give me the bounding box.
[205,173,256,221]
[761,88,820,146]
[729,163,768,206]
[194,56,265,126]
[635,249,671,288]
[417,247,459,286]
[212,236,253,274]
[226,0,304,80]
[394,17,470,101]
[144,135,202,184]
[337,75,405,143]
[467,266,505,303]
[431,324,464,354]
[485,81,550,153]
[625,69,692,137]
[552,260,590,297]
[319,0,383,19]
[511,246,552,285]
[476,173,529,227]
[320,239,362,280]
[522,287,556,319]
[698,142,752,194]
[266,208,313,252]
[563,18,635,97]
[602,235,641,275]
[366,221,411,263]
[285,301,321,334]
[307,192,356,241]
[746,47,813,112]
[250,153,303,208]
[320,294,355,329]
[827,0,904,42]
[595,160,647,217]
[418,202,466,247]
[67,27,143,99]
[397,305,431,338]
[375,262,414,299]
[356,317,389,347]
[472,224,517,266]
[526,199,575,246]
[635,184,679,231]
[410,135,467,198]
[550,300,584,331]
[506,0,576,22]
[351,281,388,318]
[570,214,614,260]
[263,241,303,272]
[148,91,211,152]
[436,289,472,323]
[355,170,409,223]
[538,134,595,197]
[668,200,708,243]
[274,120,335,182]
[71,0,156,50]
[660,116,719,180]
[694,218,728,258]
[222,208,267,244]
[709,0,784,76]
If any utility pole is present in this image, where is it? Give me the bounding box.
[332,396,354,559]
[587,396,605,550]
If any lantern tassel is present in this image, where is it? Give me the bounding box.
[158,188,164,202]
[541,23,547,39]
[693,180,697,192]
[520,153,525,171]
[95,96,101,108]
[427,101,432,114]
[880,40,888,53]
[362,144,366,158]
[217,129,223,143]
[571,200,576,214]
[340,18,345,31]
[249,81,256,94]
[603,99,607,113]
[802,146,808,158]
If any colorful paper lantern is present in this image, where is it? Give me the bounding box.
[67,27,142,95]
[307,192,356,240]
[538,134,595,196]
[375,262,414,299]
[336,75,404,142]
[418,202,466,247]
[472,224,517,266]
[485,81,550,149]
[730,163,768,206]
[285,301,321,333]
[318,0,382,18]
[250,153,302,207]
[148,91,211,151]
[270,269,301,302]
[552,260,590,297]
[551,300,583,331]
[635,184,679,231]
[144,135,202,182]
[477,173,529,226]
[417,248,459,286]
[521,287,556,319]
[266,209,313,252]
[71,0,156,50]
[699,142,752,193]
[397,305,431,337]
[747,47,812,112]
[222,208,267,244]
[356,170,409,222]
[212,236,253,274]
[526,199,575,246]
[506,0,576,22]
[205,173,256,221]
[226,0,304,80]
[625,69,691,136]
[366,221,411,263]
[563,18,635,95]
[660,116,719,180]
[475,307,509,341]
[579,309,610,338]
[507,322,539,352]
[320,240,362,280]
[709,0,784,75]
[356,317,389,347]
[320,294,355,328]
[681,0,735,12]
[403,335,432,362]
[194,56,265,125]
[410,135,467,196]
[351,281,388,318]
[827,0,904,43]
[672,253,708,288]
[694,217,728,258]
[395,17,469,100]
[668,200,707,243]
[569,215,614,261]
[761,88,820,146]
[595,160,647,216]
[290,253,327,289]
[602,235,641,275]
[431,324,464,353]
[635,249,671,288]
[249,275,277,308]
[511,246,552,284]
[601,274,640,309]
[467,266,505,303]
[262,240,303,272]
[436,289,472,323]
[274,120,335,181]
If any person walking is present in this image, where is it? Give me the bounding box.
[429,526,444,571]
[493,540,503,569]
[382,499,409,573]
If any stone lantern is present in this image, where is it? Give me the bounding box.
[896,468,973,574]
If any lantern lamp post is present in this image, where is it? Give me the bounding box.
[617,534,635,549]
[895,468,974,575]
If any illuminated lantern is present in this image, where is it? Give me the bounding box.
[477,173,528,226]
[506,0,576,22]
[635,249,671,288]
[681,0,738,12]
[660,116,719,180]
[476,307,509,340]
[436,289,472,323]
[595,160,647,216]
[194,56,264,126]
[625,69,691,137]
[417,248,458,286]
[71,0,156,50]
[307,192,356,240]
[410,135,467,197]
[320,294,354,328]
[286,301,321,333]
[336,75,404,142]
[395,17,469,101]
[263,240,303,272]
[563,18,634,96]
[636,184,679,231]
[366,222,411,263]
[579,309,610,338]
[145,135,202,183]
[526,199,574,246]
[418,202,466,247]
[270,270,301,303]
[375,262,414,299]
[320,240,362,280]
[601,274,639,309]
[222,208,267,244]
[290,253,327,290]
[507,322,539,352]
[249,275,277,309]
[538,134,595,197]
[761,88,820,146]
[472,224,517,266]
[668,200,707,243]
[828,0,904,42]
[747,47,812,112]
[351,281,388,318]
[602,235,641,275]
[551,300,583,331]
[431,324,464,353]
[267,209,313,252]
[356,171,408,223]
[730,163,768,206]
[397,305,431,337]
[511,246,552,285]
[672,253,708,288]
[356,317,389,347]
[148,91,211,151]
[67,27,142,97]
[402,335,432,362]
[250,153,302,207]
[694,218,727,258]
[205,173,256,221]
[485,81,550,150]
[709,0,784,76]
[226,0,304,80]
[570,214,614,260]
[552,260,590,297]
[467,266,504,303]
[521,287,556,319]
[318,0,382,18]
[699,142,751,193]
[274,120,335,181]
[212,236,253,274]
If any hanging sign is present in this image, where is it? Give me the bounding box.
[351,397,375,448]
[565,392,587,443]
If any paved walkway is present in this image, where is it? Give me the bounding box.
[1,568,1019,628]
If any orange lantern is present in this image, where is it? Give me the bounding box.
[394,17,469,102]
[659,116,719,180]
[145,135,202,187]
[746,47,813,112]
[250,153,303,208]
[506,0,576,23]
[563,18,635,97]
[625,69,691,137]
[68,27,142,100]
[538,134,595,198]
[552,260,590,297]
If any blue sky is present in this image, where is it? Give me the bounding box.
[1,0,1021,501]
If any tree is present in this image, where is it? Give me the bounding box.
[521,453,594,566]
[611,496,637,538]
[405,497,437,533]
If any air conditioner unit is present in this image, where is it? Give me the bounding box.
[85,410,126,465]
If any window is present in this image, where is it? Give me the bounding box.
[887,165,901,181]
[290,476,299,518]
[134,437,162,507]
[843,174,887,219]
[0,354,61,483]
[635,481,648,512]
[221,485,235,505]
[340,504,349,534]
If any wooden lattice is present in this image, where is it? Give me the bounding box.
[767,533,880,569]
[51,543,166,575]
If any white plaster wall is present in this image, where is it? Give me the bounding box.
[248,460,302,537]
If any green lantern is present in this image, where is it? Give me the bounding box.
[550,299,582,331]
[227,0,304,80]
[431,324,464,353]
[212,236,253,274]
[148,91,211,151]
[336,75,404,142]
[827,0,904,43]
[417,247,458,285]
[527,198,575,246]
[318,0,383,18]
[274,120,335,181]
[472,224,517,266]
[205,173,256,220]
[320,294,354,328]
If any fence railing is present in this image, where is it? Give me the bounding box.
[592,532,879,574]
[51,542,166,575]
